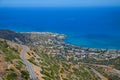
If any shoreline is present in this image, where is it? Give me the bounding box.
[0,29,120,50]
[21,31,120,51]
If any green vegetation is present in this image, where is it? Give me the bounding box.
[15,60,24,70]
[106,57,120,70]
[5,68,14,72]
[2,48,9,54]
[11,47,18,52]
[21,70,29,79]
[6,73,17,80]
[91,65,120,80]
[79,54,120,70]
[28,57,38,66]
[90,57,120,70]
[0,40,20,62]
[0,40,8,49]
[5,54,19,61]
[34,49,99,80]
[0,39,30,80]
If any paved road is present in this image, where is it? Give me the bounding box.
[20,45,38,80]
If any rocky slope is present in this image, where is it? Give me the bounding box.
[0,39,30,80]
[25,47,99,80]
[0,38,99,80]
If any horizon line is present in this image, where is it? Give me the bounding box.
[0,5,120,8]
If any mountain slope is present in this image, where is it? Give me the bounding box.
[0,30,119,80]
[0,39,30,80]
[25,47,100,80]
[0,30,26,44]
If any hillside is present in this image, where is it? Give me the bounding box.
[0,39,30,80]
[107,56,120,70]
[93,56,120,70]
[0,39,100,80]
[0,30,65,45]
[0,30,26,44]
[0,30,120,80]
[25,47,99,80]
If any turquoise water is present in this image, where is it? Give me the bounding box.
[0,7,120,49]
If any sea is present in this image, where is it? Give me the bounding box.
[0,7,120,49]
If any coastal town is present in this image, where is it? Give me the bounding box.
[0,30,120,80]
[26,32,120,79]
[26,32,120,61]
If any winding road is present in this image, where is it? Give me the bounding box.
[20,45,38,80]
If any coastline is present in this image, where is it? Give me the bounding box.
[21,31,120,51]
[0,29,120,50]
[19,31,120,50]
[0,29,120,61]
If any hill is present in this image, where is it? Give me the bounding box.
[0,39,30,80]
[0,29,120,80]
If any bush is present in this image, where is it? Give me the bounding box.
[28,57,38,66]
[5,54,18,61]
[15,61,23,70]
[21,70,29,79]
[6,73,17,80]
[2,48,9,54]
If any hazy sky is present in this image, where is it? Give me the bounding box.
[0,0,120,7]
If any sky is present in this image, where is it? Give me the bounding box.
[0,0,120,7]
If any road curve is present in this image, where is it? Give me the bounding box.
[20,45,38,80]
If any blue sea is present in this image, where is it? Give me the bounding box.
[0,7,120,49]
